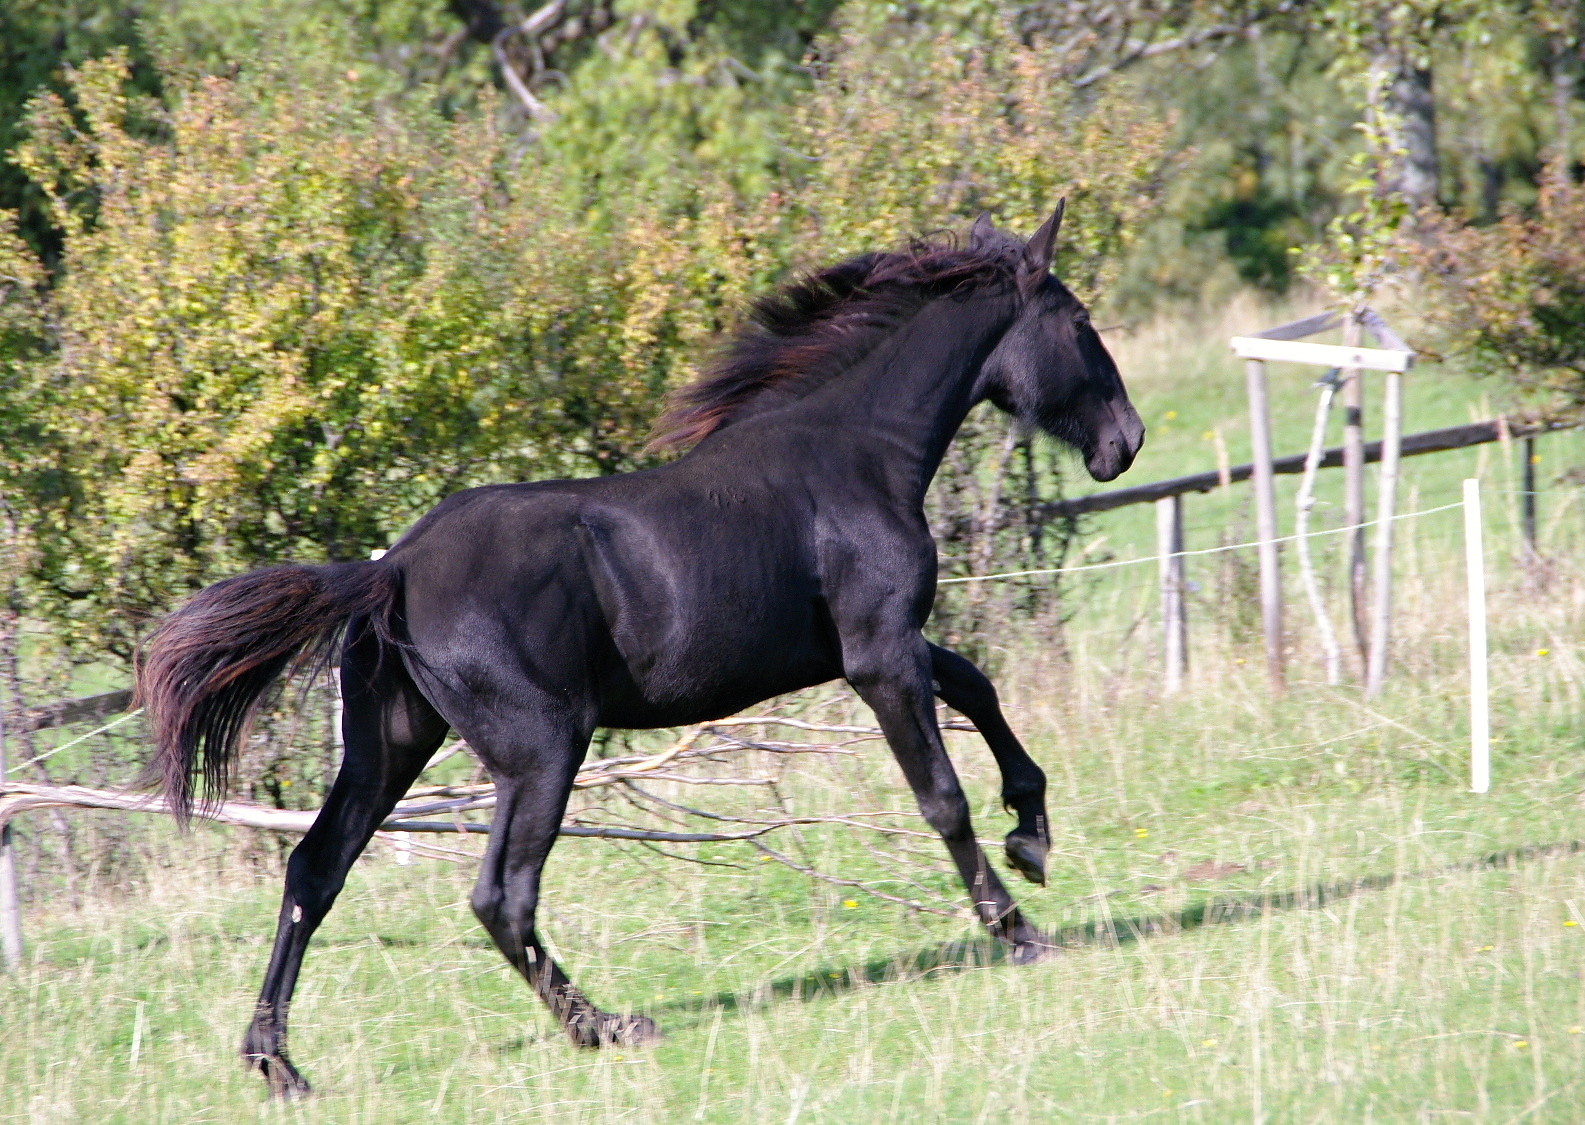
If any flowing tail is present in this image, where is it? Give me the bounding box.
[134,561,401,823]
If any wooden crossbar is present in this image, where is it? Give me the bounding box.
[1231,336,1413,372]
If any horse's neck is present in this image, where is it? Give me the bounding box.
[814,290,1015,503]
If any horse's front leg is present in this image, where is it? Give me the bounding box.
[929,644,1050,886]
[846,635,1049,959]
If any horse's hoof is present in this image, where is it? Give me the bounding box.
[1008,938,1059,966]
[566,1012,662,1049]
[246,1051,312,1100]
[607,1013,662,1047]
[1004,831,1048,886]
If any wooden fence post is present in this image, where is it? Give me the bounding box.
[1364,367,1403,699]
[1341,314,1368,665]
[1522,435,1538,557]
[1246,358,1285,693]
[1157,495,1187,694]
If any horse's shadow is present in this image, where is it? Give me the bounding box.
[652,837,1584,1026]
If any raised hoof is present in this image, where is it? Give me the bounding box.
[565,1012,662,1050]
[1008,938,1060,966]
[1004,830,1049,886]
[246,1051,312,1100]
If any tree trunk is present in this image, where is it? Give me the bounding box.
[1552,34,1577,171]
[1372,51,1439,209]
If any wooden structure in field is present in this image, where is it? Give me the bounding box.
[1230,309,1415,696]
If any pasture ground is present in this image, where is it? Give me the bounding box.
[7,298,1585,1122]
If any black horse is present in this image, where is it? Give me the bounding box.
[135,203,1143,1097]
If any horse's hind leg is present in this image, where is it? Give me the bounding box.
[929,644,1050,886]
[465,708,658,1049]
[242,626,448,1098]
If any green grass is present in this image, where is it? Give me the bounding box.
[10,647,1585,1124]
[8,294,1585,1121]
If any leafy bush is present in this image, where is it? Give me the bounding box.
[9,52,692,656]
[1415,164,1585,410]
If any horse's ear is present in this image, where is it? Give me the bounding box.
[1018,198,1065,294]
[969,211,996,249]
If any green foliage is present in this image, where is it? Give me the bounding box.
[0,0,159,261]
[0,209,50,596]
[1415,162,1585,407]
[779,14,1168,300]
[1295,72,1413,309]
[531,0,841,205]
[9,50,687,656]
[1104,28,1361,310]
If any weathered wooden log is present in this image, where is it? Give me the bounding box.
[1364,368,1404,698]
[0,781,783,843]
[1342,315,1368,664]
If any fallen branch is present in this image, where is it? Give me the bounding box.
[0,782,793,843]
[1,709,985,913]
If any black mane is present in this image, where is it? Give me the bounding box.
[647,234,1022,451]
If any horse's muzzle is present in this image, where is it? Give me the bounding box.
[1083,400,1145,482]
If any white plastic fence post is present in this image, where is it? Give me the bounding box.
[1464,478,1489,794]
[1156,495,1187,694]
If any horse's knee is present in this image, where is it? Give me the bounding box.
[470,882,506,930]
[472,880,541,934]
[918,788,972,840]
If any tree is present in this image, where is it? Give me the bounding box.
[1415,160,1585,408]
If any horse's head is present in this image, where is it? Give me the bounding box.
[975,204,1144,482]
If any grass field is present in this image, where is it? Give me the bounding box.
[7,296,1585,1122]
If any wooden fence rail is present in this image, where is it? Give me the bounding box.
[1027,415,1568,701]
[7,689,132,735]
[1033,417,1565,522]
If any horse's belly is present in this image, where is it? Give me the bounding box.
[596,613,841,729]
